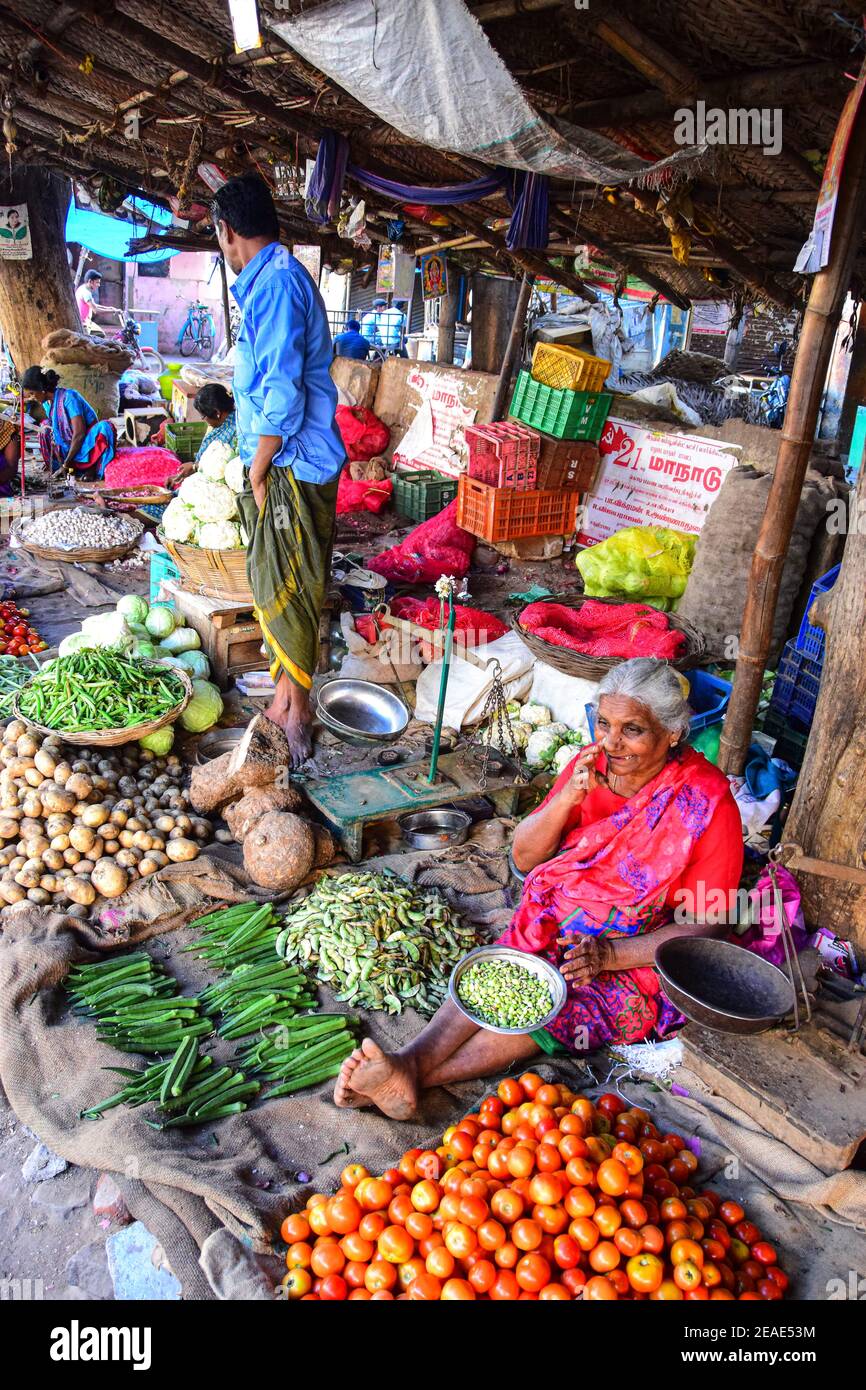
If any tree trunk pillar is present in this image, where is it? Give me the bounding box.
[0,167,79,374]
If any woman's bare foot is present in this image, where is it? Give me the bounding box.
[333,1039,418,1120]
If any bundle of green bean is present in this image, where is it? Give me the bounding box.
[235,1013,358,1096]
[17,649,186,733]
[275,871,481,1016]
[457,958,553,1030]
[183,901,283,970]
[0,655,39,718]
[80,1042,260,1128]
[68,952,211,1054]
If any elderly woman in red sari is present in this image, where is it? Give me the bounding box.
[335,658,743,1119]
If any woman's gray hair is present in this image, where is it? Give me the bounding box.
[594,658,691,741]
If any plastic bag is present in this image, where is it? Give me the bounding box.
[576,526,696,600]
[335,405,390,462]
[368,500,475,584]
[730,866,807,967]
[336,467,393,515]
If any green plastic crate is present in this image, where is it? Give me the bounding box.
[393,469,458,522]
[165,420,208,462]
[509,371,612,441]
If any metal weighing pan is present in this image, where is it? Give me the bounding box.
[655,936,795,1034]
[315,679,410,743]
[449,945,567,1036]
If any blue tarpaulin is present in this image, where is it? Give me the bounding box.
[65,197,179,263]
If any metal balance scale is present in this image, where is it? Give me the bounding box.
[301,586,525,861]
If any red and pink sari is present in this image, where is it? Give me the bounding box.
[499,748,737,1052]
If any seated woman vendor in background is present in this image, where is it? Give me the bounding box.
[21,366,117,479]
[167,383,237,487]
[335,658,743,1120]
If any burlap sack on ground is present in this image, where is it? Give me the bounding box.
[0,850,537,1299]
[677,466,834,662]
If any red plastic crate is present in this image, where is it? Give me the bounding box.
[457,474,580,543]
[466,422,539,490]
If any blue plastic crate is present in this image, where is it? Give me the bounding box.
[795,563,840,661]
[768,640,823,726]
[150,549,180,607]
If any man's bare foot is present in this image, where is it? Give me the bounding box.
[284,714,313,769]
[333,1039,418,1120]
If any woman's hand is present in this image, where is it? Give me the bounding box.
[565,743,605,803]
[561,934,615,987]
[167,461,194,489]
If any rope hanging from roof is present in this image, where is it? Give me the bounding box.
[304,131,549,250]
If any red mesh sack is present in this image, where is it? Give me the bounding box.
[336,468,393,515]
[335,405,390,462]
[519,599,685,660]
[103,446,183,489]
[367,500,475,585]
[389,596,507,647]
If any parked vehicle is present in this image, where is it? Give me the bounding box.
[88,313,164,373]
[176,301,216,359]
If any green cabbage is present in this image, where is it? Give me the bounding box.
[175,650,210,680]
[80,612,133,653]
[160,625,201,655]
[145,605,176,639]
[58,632,91,657]
[131,639,159,660]
[139,727,175,755]
[116,594,149,626]
[180,678,223,733]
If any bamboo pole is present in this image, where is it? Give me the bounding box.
[718,63,866,775]
[219,254,233,353]
[491,274,534,422]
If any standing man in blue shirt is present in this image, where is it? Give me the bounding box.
[360,297,407,354]
[212,175,345,766]
[333,318,371,360]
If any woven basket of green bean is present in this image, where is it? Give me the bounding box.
[13,650,192,747]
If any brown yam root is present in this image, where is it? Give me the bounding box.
[227,715,291,789]
[188,752,237,815]
[312,823,336,869]
[223,785,303,842]
[242,811,315,891]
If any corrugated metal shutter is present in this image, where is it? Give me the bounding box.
[349,274,379,322]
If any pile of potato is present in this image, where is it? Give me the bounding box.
[0,721,212,915]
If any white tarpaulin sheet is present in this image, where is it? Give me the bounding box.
[273,0,704,187]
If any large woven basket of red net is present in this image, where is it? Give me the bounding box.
[511,594,707,681]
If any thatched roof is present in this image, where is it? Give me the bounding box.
[0,0,862,311]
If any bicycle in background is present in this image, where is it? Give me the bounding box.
[176,301,216,359]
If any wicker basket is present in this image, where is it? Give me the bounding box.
[511,594,706,681]
[12,505,144,565]
[160,534,253,604]
[12,663,192,748]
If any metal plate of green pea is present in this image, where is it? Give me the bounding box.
[449,946,566,1036]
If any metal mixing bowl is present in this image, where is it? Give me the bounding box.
[316,679,410,743]
[194,727,246,764]
[399,808,471,849]
[449,946,567,1036]
[655,936,795,1034]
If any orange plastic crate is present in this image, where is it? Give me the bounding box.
[531,342,610,394]
[457,474,580,543]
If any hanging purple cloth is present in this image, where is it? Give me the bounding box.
[346,164,505,205]
[505,171,549,251]
[306,132,350,224]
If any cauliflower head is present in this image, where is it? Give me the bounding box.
[178,472,238,523]
[520,703,552,727]
[526,723,570,767]
[196,519,243,551]
[197,438,234,482]
[162,498,197,543]
[224,454,245,494]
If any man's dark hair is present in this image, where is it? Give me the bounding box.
[347,319,361,332]
[211,175,279,241]
[83,269,102,283]
[194,382,234,421]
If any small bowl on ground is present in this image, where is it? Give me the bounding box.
[399,808,471,850]
[654,936,795,1034]
[195,727,247,765]
[449,945,566,1036]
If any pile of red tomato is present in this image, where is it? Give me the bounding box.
[0,602,46,657]
[279,1073,788,1301]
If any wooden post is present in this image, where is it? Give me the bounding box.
[491,274,534,422]
[0,167,80,372]
[219,253,233,352]
[718,68,866,775]
[435,286,458,365]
